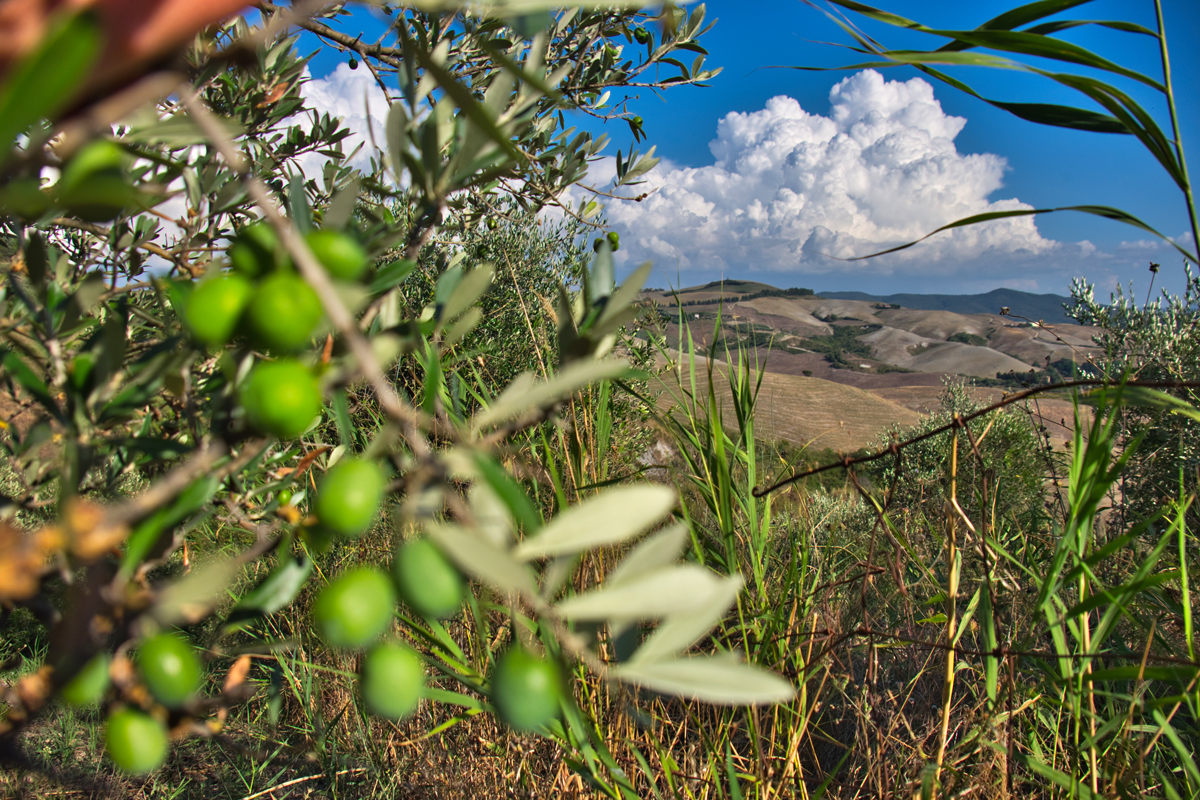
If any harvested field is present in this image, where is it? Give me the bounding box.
[905,341,1032,377]
[874,307,992,340]
[654,354,921,452]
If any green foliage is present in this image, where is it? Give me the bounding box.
[947,331,988,347]
[0,5,797,794]
[874,379,1045,529]
[1069,267,1200,525]
[800,324,879,367]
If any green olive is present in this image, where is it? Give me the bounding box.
[240,359,322,439]
[105,708,168,774]
[634,27,650,44]
[59,653,110,707]
[313,567,396,649]
[490,647,562,732]
[392,537,465,619]
[184,274,253,346]
[241,272,323,353]
[314,458,386,539]
[229,221,282,278]
[360,642,424,719]
[138,632,203,708]
[306,229,369,281]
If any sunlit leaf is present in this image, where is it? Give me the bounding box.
[614,653,795,705]
[631,574,744,662]
[471,358,635,432]
[514,484,675,560]
[426,521,536,595]
[553,564,723,622]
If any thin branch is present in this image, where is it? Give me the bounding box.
[754,379,1200,497]
[178,85,431,458]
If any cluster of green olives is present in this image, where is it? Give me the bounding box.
[94,632,206,774]
[309,535,466,721]
[593,230,620,252]
[182,223,371,439]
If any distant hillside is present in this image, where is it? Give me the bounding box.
[819,288,1073,323]
[676,279,779,295]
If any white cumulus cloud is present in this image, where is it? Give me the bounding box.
[289,63,391,180]
[602,70,1058,284]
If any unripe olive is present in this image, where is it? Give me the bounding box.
[138,632,203,708]
[392,537,465,619]
[349,57,359,70]
[314,458,386,538]
[306,229,369,281]
[105,708,168,774]
[240,359,322,439]
[634,27,650,44]
[229,221,281,278]
[60,653,110,707]
[360,642,424,719]
[313,567,396,649]
[490,647,562,732]
[486,217,498,231]
[184,274,253,346]
[242,272,323,353]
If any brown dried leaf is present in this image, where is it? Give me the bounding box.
[222,654,251,694]
[65,498,129,560]
[13,665,52,711]
[293,446,331,478]
[257,80,290,107]
[276,504,302,525]
[0,522,62,601]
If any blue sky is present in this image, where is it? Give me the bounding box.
[297,1,1200,298]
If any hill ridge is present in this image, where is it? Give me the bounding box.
[819,288,1072,323]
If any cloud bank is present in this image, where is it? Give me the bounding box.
[600,70,1071,288]
[291,63,390,179]
[290,65,1191,295]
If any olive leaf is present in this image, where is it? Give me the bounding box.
[513,484,675,560]
[553,564,725,622]
[426,521,537,595]
[613,653,795,706]
[470,358,635,432]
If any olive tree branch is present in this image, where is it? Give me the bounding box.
[178,85,431,458]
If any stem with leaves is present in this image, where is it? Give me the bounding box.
[1155,0,1200,256]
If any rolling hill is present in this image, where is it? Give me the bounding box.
[643,282,1100,451]
[819,288,1074,323]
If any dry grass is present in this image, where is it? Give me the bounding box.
[653,353,921,453]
